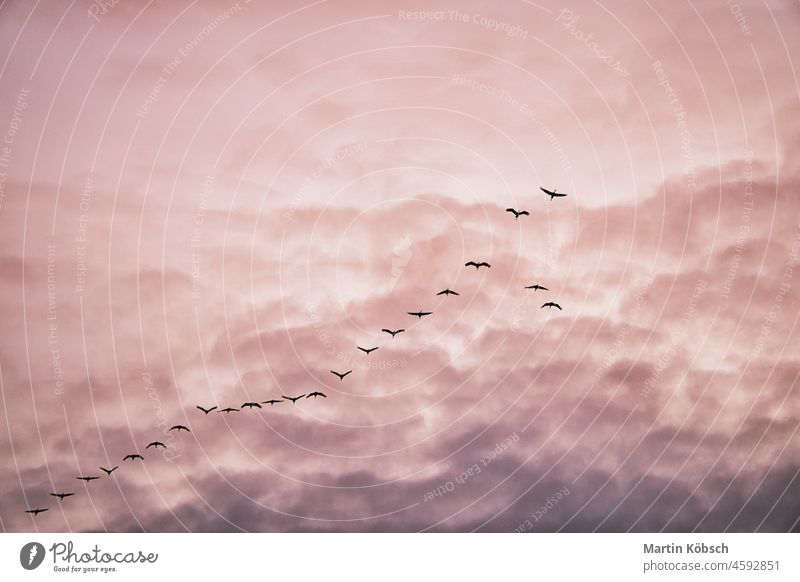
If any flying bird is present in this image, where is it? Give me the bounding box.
[146,441,166,449]
[330,370,352,381]
[196,405,217,415]
[169,425,190,432]
[282,394,305,404]
[49,492,74,500]
[219,407,239,414]
[465,261,491,270]
[25,508,48,516]
[540,187,567,200]
[123,454,144,462]
[100,466,119,475]
[407,311,432,319]
[306,391,327,398]
[382,328,405,337]
[241,402,262,409]
[261,399,283,406]
[357,346,379,354]
[76,476,99,482]
[437,288,459,296]
[506,208,530,219]
[525,284,549,291]
[541,302,563,310]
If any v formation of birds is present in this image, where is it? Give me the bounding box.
[23,188,567,518]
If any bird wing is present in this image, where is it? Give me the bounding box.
[520,211,530,215]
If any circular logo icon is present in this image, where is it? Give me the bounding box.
[20,542,46,570]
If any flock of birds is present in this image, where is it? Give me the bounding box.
[22,186,568,519]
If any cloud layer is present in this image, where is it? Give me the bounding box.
[0,0,798,532]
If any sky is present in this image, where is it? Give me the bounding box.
[0,0,799,532]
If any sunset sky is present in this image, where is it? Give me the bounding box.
[1,0,799,532]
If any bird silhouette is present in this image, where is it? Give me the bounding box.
[282,394,305,404]
[330,370,352,381]
[382,328,405,337]
[306,391,327,398]
[541,302,563,310]
[261,399,283,406]
[241,402,262,409]
[506,208,530,219]
[407,311,432,319]
[465,261,491,270]
[169,425,190,432]
[25,508,48,516]
[219,407,239,414]
[540,187,567,200]
[437,288,459,296]
[76,476,99,482]
[49,492,74,500]
[196,405,217,415]
[146,441,166,449]
[123,454,144,461]
[525,284,549,291]
[100,466,118,475]
[357,346,379,354]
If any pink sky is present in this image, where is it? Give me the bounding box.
[1,0,799,532]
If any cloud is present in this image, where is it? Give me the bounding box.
[2,0,799,533]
